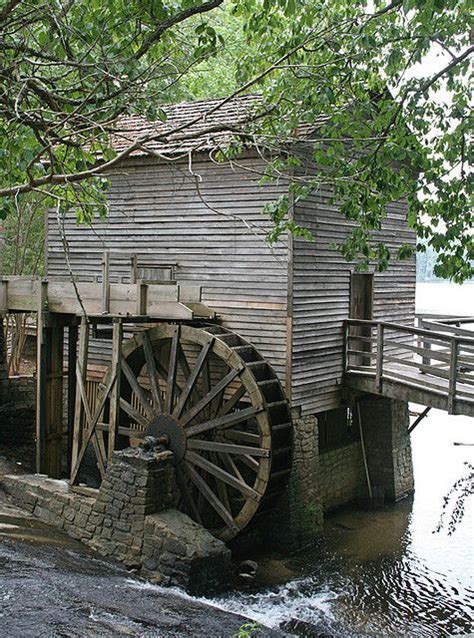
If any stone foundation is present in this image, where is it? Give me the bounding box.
[319,441,365,511]
[261,414,323,549]
[358,395,414,501]
[1,444,232,592]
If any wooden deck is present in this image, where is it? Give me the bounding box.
[343,318,474,418]
[0,275,215,321]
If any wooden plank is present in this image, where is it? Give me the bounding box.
[182,461,238,532]
[70,370,117,483]
[173,337,214,419]
[101,252,110,314]
[66,321,78,476]
[70,318,89,480]
[448,337,459,414]
[35,282,48,473]
[376,323,384,393]
[165,325,180,414]
[0,280,7,313]
[186,404,264,438]
[142,331,164,412]
[181,367,242,427]
[121,356,153,419]
[186,450,260,501]
[187,439,269,457]
[108,319,123,460]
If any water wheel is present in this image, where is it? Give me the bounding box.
[104,323,293,541]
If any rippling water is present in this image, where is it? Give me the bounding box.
[1,410,473,636]
[207,407,474,637]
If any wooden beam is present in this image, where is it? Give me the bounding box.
[101,252,111,314]
[70,317,89,479]
[67,321,78,476]
[35,281,48,474]
[448,337,459,414]
[107,319,123,462]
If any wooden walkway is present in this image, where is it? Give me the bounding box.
[343,318,474,418]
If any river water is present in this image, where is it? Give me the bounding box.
[205,408,474,637]
[2,409,471,636]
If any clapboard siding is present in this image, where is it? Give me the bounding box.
[292,182,416,415]
[47,155,290,386]
[47,150,416,415]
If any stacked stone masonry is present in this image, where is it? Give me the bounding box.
[262,414,323,549]
[1,446,232,592]
[318,441,365,511]
[358,396,414,501]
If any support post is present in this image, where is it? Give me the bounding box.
[136,280,147,315]
[36,308,65,477]
[420,318,432,368]
[375,323,384,393]
[35,280,48,474]
[130,254,138,284]
[343,321,348,371]
[67,319,79,475]
[448,337,458,414]
[0,279,7,313]
[108,318,123,462]
[101,251,110,314]
[71,316,89,479]
[357,396,414,501]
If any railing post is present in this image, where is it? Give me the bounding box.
[343,321,348,371]
[448,336,458,414]
[375,323,384,393]
[420,318,432,369]
[101,251,110,314]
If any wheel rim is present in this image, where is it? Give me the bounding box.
[103,323,293,540]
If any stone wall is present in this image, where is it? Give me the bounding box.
[319,441,365,511]
[358,395,414,501]
[261,414,323,549]
[1,443,232,592]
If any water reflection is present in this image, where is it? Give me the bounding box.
[213,407,474,637]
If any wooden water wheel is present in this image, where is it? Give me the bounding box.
[104,323,293,541]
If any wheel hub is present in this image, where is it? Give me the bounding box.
[145,414,187,461]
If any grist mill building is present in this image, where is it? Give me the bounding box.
[4,95,470,580]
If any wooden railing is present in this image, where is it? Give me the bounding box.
[344,319,474,415]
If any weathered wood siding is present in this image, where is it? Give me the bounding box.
[46,155,290,387]
[291,185,416,415]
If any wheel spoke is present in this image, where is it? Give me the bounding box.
[186,450,260,501]
[121,357,154,419]
[173,337,214,419]
[119,397,148,428]
[217,384,246,417]
[183,461,239,533]
[165,325,180,413]
[187,439,269,458]
[186,404,263,438]
[222,430,261,445]
[176,462,203,525]
[181,367,242,426]
[221,452,245,484]
[237,454,260,472]
[210,452,232,514]
[142,331,164,412]
[177,344,191,378]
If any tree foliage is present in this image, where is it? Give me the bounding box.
[0,0,472,279]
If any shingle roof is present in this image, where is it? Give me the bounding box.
[111,94,264,157]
